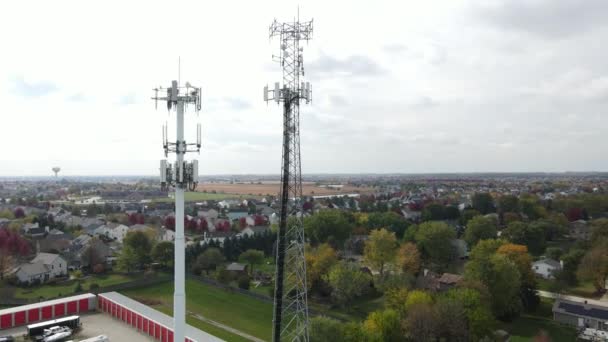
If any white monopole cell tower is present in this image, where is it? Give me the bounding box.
[153,80,202,342]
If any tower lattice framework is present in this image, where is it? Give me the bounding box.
[265,17,313,342]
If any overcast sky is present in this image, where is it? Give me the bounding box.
[1,0,608,176]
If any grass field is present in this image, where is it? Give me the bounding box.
[14,273,144,299]
[499,298,577,342]
[197,182,375,197]
[122,279,273,341]
[153,304,252,342]
[536,277,601,299]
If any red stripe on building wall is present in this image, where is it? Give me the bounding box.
[54,303,65,317]
[0,314,12,329]
[168,330,173,342]
[79,298,89,312]
[155,323,161,339]
[67,301,78,314]
[41,306,52,320]
[143,318,149,334]
[14,311,25,326]
[28,309,39,323]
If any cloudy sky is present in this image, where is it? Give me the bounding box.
[1,0,608,176]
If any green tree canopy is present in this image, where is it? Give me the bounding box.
[464,216,497,247]
[192,248,225,275]
[151,241,174,268]
[238,249,264,275]
[414,221,456,267]
[465,252,522,319]
[364,228,398,276]
[304,210,353,247]
[577,240,608,292]
[306,243,338,291]
[328,261,371,307]
[366,212,409,239]
[472,193,495,214]
[591,218,608,241]
[498,195,520,213]
[502,221,546,255]
[362,309,402,342]
[119,231,154,271]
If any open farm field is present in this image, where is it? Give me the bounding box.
[197,182,375,197]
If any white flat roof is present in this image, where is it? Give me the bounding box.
[99,292,224,342]
[0,293,95,315]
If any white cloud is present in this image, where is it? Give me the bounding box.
[1,0,608,175]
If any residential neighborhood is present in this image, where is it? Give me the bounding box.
[2,173,608,341]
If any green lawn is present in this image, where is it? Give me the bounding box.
[536,277,600,299]
[14,273,144,299]
[499,298,577,342]
[153,192,253,203]
[309,293,384,321]
[153,303,252,342]
[122,279,273,341]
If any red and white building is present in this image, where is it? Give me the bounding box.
[0,293,96,330]
[98,292,223,342]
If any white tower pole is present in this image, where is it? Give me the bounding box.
[174,101,186,342]
[155,78,202,342]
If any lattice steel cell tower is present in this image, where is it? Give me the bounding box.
[153,79,202,342]
[264,15,313,342]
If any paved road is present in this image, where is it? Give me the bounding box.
[538,290,607,306]
[188,311,266,342]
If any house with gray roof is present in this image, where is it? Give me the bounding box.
[14,253,67,285]
[532,258,562,279]
[553,298,608,331]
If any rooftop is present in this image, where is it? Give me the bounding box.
[99,292,224,342]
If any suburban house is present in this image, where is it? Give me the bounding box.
[553,298,608,331]
[198,209,219,220]
[160,227,175,242]
[238,225,270,238]
[532,258,562,279]
[21,223,47,238]
[227,211,249,222]
[93,224,113,238]
[437,273,464,291]
[416,270,463,292]
[569,220,591,240]
[14,253,67,285]
[225,262,248,275]
[108,224,130,243]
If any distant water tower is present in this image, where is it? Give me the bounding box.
[52,167,61,178]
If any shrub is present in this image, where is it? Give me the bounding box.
[89,283,100,293]
[74,281,83,293]
[217,269,233,284]
[237,275,250,290]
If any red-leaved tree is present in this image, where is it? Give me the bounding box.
[198,218,208,232]
[13,208,25,219]
[0,228,31,279]
[164,216,175,231]
[215,220,230,232]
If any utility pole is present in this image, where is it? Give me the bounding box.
[153,79,202,342]
[264,15,313,342]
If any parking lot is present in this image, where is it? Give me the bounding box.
[1,313,154,342]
